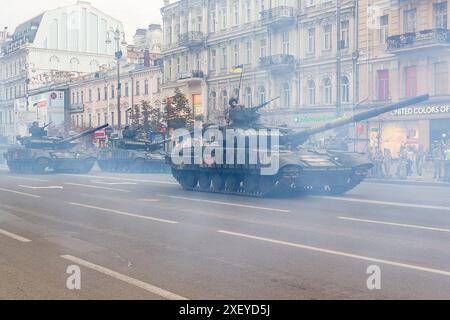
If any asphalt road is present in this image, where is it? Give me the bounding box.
[1,164,450,300]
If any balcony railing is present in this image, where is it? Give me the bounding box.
[177,70,205,81]
[386,29,450,51]
[259,54,296,73]
[260,6,296,28]
[178,31,206,48]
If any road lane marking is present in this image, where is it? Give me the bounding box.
[338,216,450,234]
[158,195,291,214]
[140,199,161,203]
[317,196,450,212]
[0,228,32,242]
[60,255,187,300]
[7,176,49,182]
[69,202,179,224]
[91,180,137,186]
[65,182,130,193]
[62,174,178,185]
[218,230,450,278]
[0,187,40,198]
[19,185,64,190]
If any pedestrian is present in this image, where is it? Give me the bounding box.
[383,148,393,178]
[432,141,444,180]
[415,145,426,177]
[397,145,408,179]
[444,141,450,182]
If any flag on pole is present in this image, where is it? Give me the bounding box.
[231,64,244,74]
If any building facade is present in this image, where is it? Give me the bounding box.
[358,0,450,156]
[68,63,162,131]
[161,0,358,127]
[0,1,127,142]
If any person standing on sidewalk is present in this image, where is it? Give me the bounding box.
[383,148,393,178]
[416,145,426,177]
[432,141,444,180]
[444,141,450,182]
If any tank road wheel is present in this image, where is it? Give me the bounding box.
[225,175,240,193]
[243,175,259,194]
[32,157,50,174]
[257,176,277,196]
[198,174,212,191]
[211,174,225,192]
[178,172,198,190]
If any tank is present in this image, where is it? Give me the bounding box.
[167,94,429,197]
[97,128,170,173]
[4,124,108,174]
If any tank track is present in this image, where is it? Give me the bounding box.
[98,160,171,174]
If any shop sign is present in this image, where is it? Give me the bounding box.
[391,105,450,116]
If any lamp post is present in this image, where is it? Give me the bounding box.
[106,27,127,129]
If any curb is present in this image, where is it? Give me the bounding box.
[365,178,450,188]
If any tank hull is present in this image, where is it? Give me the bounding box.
[97,149,170,173]
[169,149,372,198]
[4,147,97,174]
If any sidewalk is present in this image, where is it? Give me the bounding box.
[366,167,450,187]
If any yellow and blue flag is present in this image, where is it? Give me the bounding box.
[231,64,244,74]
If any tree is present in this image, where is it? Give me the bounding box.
[163,88,193,129]
[131,104,141,127]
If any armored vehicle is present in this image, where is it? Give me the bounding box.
[4,124,108,174]
[167,95,429,197]
[97,128,169,173]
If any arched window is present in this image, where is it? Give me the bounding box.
[245,87,252,106]
[308,80,316,105]
[210,91,217,110]
[323,78,332,105]
[281,82,291,108]
[258,86,266,105]
[341,76,350,103]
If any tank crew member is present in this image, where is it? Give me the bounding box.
[29,122,46,138]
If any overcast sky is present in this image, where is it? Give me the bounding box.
[1,0,165,43]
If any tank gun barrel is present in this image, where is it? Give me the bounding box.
[288,95,429,147]
[59,124,109,145]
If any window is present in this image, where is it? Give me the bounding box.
[136,81,140,96]
[125,82,129,97]
[379,15,389,44]
[97,113,101,126]
[282,32,290,55]
[88,89,92,102]
[435,62,448,95]
[221,47,228,69]
[195,53,201,71]
[104,86,108,100]
[377,70,389,101]
[156,78,161,93]
[210,10,217,33]
[81,91,84,103]
[144,80,149,95]
[111,85,115,99]
[220,4,227,29]
[282,83,291,108]
[245,87,252,106]
[245,0,251,23]
[434,2,448,29]
[111,112,115,127]
[308,80,316,105]
[185,55,189,72]
[258,86,266,105]
[104,113,107,125]
[405,66,417,98]
[232,1,239,26]
[323,78,332,105]
[246,41,252,64]
[210,91,217,110]
[404,9,417,33]
[323,25,332,51]
[233,44,239,66]
[210,49,217,70]
[308,28,315,54]
[97,88,101,101]
[88,114,92,127]
[72,92,75,104]
[340,20,349,49]
[260,38,267,58]
[222,90,228,108]
[341,76,350,103]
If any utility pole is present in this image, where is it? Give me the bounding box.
[336,0,342,117]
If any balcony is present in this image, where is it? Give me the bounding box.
[386,29,450,53]
[260,6,296,29]
[178,31,206,48]
[177,70,205,84]
[259,54,296,74]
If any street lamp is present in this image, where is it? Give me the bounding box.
[106,27,127,129]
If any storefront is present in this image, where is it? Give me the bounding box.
[367,103,450,157]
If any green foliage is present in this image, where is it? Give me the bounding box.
[163,88,193,128]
